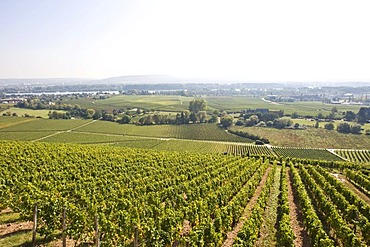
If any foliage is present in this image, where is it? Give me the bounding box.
[118,114,131,124]
[228,129,269,143]
[345,111,357,121]
[310,166,370,245]
[337,122,362,134]
[234,164,276,246]
[324,122,334,130]
[0,141,269,245]
[277,163,294,247]
[335,150,370,163]
[273,118,292,129]
[273,147,343,161]
[358,107,370,123]
[345,169,370,194]
[299,165,365,246]
[220,115,233,129]
[226,144,274,157]
[289,163,334,247]
[189,99,207,113]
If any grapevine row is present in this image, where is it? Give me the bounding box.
[277,163,294,247]
[289,163,334,247]
[346,169,370,195]
[306,165,370,245]
[298,165,365,246]
[233,163,276,246]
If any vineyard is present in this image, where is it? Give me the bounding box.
[334,149,370,163]
[272,146,343,161]
[226,144,274,157]
[1,141,370,246]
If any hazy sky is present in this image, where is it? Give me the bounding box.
[1,0,370,82]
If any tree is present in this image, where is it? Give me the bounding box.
[189,99,207,113]
[92,111,102,120]
[317,112,324,119]
[197,111,207,123]
[249,115,259,125]
[220,115,233,129]
[235,120,244,126]
[337,122,351,133]
[328,112,335,120]
[291,112,299,119]
[350,124,362,134]
[208,114,218,123]
[273,119,292,129]
[119,115,131,124]
[344,111,356,121]
[324,122,334,130]
[358,107,370,123]
[189,112,197,123]
[86,109,95,119]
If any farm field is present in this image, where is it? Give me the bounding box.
[0,116,369,161]
[67,94,364,116]
[0,117,91,132]
[334,150,370,163]
[274,101,362,116]
[0,107,53,118]
[272,146,343,161]
[67,95,193,112]
[287,117,370,132]
[231,126,370,149]
[70,120,249,142]
[1,141,369,246]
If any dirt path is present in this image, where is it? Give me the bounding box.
[286,168,310,247]
[0,208,12,214]
[255,166,281,247]
[221,166,272,247]
[0,221,33,237]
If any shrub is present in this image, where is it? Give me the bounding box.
[324,122,335,130]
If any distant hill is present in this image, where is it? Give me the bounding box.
[90,75,181,84]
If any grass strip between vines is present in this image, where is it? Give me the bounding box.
[255,166,281,247]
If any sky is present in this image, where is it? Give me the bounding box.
[0,0,370,82]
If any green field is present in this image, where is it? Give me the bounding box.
[0,107,53,118]
[287,117,370,132]
[0,116,38,129]
[0,131,55,141]
[67,95,192,112]
[272,146,343,161]
[76,120,249,142]
[66,94,364,117]
[0,116,369,160]
[0,118,91,132]
[1,141,369,246]
[334,149,370,163]
[231,126,370,149]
